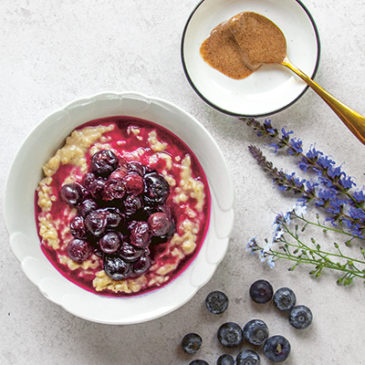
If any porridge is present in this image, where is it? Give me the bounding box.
[35,116,210,296]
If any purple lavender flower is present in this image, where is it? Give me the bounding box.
[353,191,365,204]
[246,118,365,239]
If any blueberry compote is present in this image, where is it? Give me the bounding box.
[35,117,210,296]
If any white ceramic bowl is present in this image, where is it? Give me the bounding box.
[4,92,234,325]
[181,0,320,117]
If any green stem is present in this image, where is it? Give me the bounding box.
[281,226,365,265]
[293,214,358,239]
[270,249,365,279]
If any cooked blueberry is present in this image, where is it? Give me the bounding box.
[273,287,296,311]
[236,349,260,365]
[91,150,118,177]
[82,172,96,190]
[60,183,83,206]
[144,172,169,205]
[103,255,131,280]
[119,241,144,262]
[103,178,125,200]
[123,173,144,195]
[103,207,123,229]
[217,322,243,347]
[205,291,229,315]
[99,232,121,254]
[109,166,128,180]
[84,209,107,237]
[130,221,151,248]
[70,216,87,239]
[217,354,235,365]
[89,177,106,200]
[289,305,312,329]
[78,199,98,217]
[67,239,92,263]
[189,361,208,365]
[242,319,269,346]
[132,255,151,275]
[181,333,202,354]
[263,335,291,362]
[249,280,273,304]
[124,195,143,216]
[127,161,145,176]
[148,212,171,237]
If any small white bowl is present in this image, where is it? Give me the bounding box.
[181,0,320,117]
[4,92,234,325]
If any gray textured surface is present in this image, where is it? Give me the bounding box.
[1,1,365,364]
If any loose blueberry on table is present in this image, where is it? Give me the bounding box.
[217,322,243,347]
[205,291,229,314]
[273,287,296,312]
[242,319,269,346]
[249,279,274,304]
[289,305,313,329]
[217,354,235,365]
[236,349,260,365]
[263,335,291,363]
[182,333,203,354]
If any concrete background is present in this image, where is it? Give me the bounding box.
[0,0,364,364]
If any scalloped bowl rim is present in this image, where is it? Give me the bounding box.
[3,91,234,325]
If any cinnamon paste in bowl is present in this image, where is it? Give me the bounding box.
[200,12,287,79]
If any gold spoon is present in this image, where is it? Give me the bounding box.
[229,12,365,145]
[281,58,365,145]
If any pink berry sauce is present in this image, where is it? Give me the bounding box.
[35,116,211,296]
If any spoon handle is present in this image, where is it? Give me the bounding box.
[282,57,365,145]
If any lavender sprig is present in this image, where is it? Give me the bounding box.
[247,209,365,286]
[244,118,364,209]
[248,145,365,239]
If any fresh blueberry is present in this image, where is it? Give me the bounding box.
[99,232,121,254]
[236,349,260,365]
[217,354,235,365]
[124,195,143,216]
[103,178,125,200]
[130,221,151,248]
[67,239,92,263]
[91,150,118,177]
[103,255,131,280]
[242,319,269,346]
[263,335,291,362]
[77,199,98,217]
[70,216,87,239]
[189,361,209,365]
[181,333,202,354]
[123,173,144,195]
[148,212,171,237]
[60,183,83,206]
[205,291,229,314]
[289,305,312,329]
[119,241,144,262]
[217,322,243,347]
[143,172,169,206]
[249,280,273,304]
[84,209,107,237]
[273,287,296,311]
